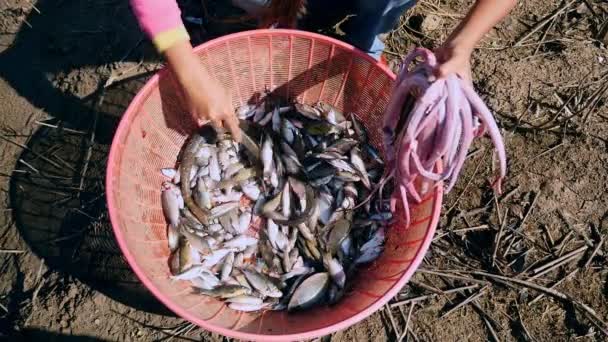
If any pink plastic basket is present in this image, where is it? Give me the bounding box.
[106,29,442,341]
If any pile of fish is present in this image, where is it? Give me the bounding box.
[160,94,389,312]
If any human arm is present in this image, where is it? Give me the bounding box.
[435,0,518,82]
[129,0,241,140]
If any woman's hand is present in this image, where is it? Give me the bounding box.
[164,41,241,141]
[434,44,473,84]
[434,0,517,84]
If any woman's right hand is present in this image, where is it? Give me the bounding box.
[164,41,242,141]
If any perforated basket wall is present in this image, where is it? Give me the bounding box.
[106,29,442,341]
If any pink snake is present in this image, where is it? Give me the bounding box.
[382,48,507,227]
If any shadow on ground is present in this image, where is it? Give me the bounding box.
[1,0,253,316]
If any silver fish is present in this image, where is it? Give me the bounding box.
[327,219,351,255]
[171,265,204,281]
[240,181,261,201]
[161,168,177,179]
[261,137,274,182]
[196,285,251,298]
[355,246,383,264]
[267,219,280,250]
[181,227,212,254]
[272,107,281,132]
[288,272,329,311]
[209,223,223,233]
[193,178,212,210]
[220,252,235,281]
[281,119,296,144]
[223,235,258,250]
[237,104,257,119]
[328,159,357,173]
[161,182,182,227]
[237,211,252,234]
[213,190,243,204]
[218,150,231,170]
[258,110,274,125]
[210,202,240,219]
[243,244,257,260]
[281,181,291,218]
[296,223,315,241]
[226,295,263,305]
[228,302,268,312]
[202,249,233,268]
[281,266,313,281]
[167,224,180,252]
[360,226,386,252]
[224,162,244,179]
[323,253,346,288]
[209,149,222,182]
[318,192,333,225]
[234,252,245,268]
[222,276,241,286]
[190,272,220,290]
[350,148,370,188]
[241,268,283,298]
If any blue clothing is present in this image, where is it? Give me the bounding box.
[232,0,418,59]
[302,0,417,59]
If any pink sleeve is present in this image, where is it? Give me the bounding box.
[130,0,184,38]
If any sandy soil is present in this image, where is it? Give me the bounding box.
[1,0,607,341]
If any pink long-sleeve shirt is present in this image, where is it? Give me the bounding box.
[130,0,189,52]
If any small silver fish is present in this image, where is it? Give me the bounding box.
[237,211,252,234]
[281,181,291,218]
[223,235,258,250]
[287,272,329,311]
[226,295,263,305]
[241,269,283,298]
[181,227,212,254]
[161,182,182,227]
[350,148,370,188]
[261,137,274,182]
[272,107,281,132]
[318,192,334,225]
[171,265,204,281]
[196,285,251,298]
[323,253,346,288]
[281,119,296,144]
[218,150,231,170]
[193,178,212,210]
[190,272,220,290]
[240,181,261,201]
[224,162,244,179]
[161,168,177,179]
[220,252,235,282]
[167,224,179,252]
[355,246,383,264]
[209,149,222,182]
[213,191,243,204]
[228,302,268,312]
[237,104,257,119]
[267,219,280,249]
[210,202,240,219]
[296,223,315,241]
[202,249,234,268]
[233,252,244,268]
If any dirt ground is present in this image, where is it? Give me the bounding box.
[1,0,607,341]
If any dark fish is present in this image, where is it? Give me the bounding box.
[349,114,367,141]
[295,103,321,120]
[326,139,358,154]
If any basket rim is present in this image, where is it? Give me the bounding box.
[106,28,442,341]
